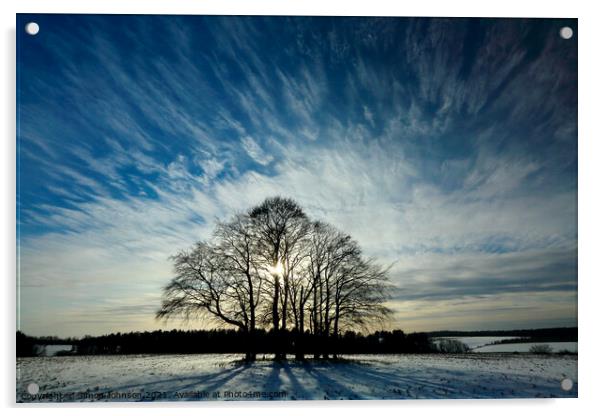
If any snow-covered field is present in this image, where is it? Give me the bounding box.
[38,345,74,357]
[435,337,578,354]
[473,342,578,353]
[435,337,521,350]
[16,353,577,402]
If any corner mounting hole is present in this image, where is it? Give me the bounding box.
[27,382,39,395]
[25,22,39,36]
[559,26,573,40]
[561,378,573,391]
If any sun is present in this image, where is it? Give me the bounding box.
[270,261,284,276]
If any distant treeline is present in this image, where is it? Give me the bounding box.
[17,329,436,357]
[426,327,577,342]
[17,327,578,358]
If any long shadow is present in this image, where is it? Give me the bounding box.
[333,361,570,399]
[336,362,466,398]
[96,361,249,399]
[173,363,250,396]
[281,361,310,399]
[350,361,520,398]
[261,361,283,397]
[301,361,361,399]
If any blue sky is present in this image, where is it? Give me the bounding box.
[17,15,577,337]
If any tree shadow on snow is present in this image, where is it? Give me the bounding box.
[310,361,574,399]
[89,357,573,401]
[297,361,362,400]
[280,361,310,399]
[98,360,252,401]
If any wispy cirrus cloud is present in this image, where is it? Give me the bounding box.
[17,15,577,336]
[241,136,274,166]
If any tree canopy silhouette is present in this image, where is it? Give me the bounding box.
[157,196,392,361]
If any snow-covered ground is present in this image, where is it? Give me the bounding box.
[434,337,578,354]
[473,342,578,353]
[16,353,577,402]
[38,345,74,357]
[435,337,521,350]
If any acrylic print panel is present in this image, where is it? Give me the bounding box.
[16,14,577,402]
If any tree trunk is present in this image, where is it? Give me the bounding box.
[272,274,286,361]
[243,326,257,362]
[272,275,280,331]
[312,272,320,359]
[332,304,340,360]
[247,270,256,362]
[295,292,305,360]
[281,277,288,331]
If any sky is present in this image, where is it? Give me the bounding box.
[16,15,577,337]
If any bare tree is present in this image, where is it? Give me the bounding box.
[156,242,249,331]
[248,197,310,360]
[306,221,392,358]
[212,214,264,361]
[157,215,265,361]
[332,256,393,340]
[157,196,392,361]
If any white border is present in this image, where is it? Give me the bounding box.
[2,1,601,415]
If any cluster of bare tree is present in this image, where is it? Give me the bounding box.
[157,197,392,361]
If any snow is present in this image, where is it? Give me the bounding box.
[16,353,577,402]
[37,345,74,357]
[435,337,521,350]
[473,342,578,353]
[434,337,578,354]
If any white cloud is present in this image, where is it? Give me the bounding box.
[19,123,577,336]
[18,17,577,336]
[241,136,274,166]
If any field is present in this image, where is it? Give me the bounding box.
[17,353,577,402]
[435,337,521,350]
[435,336,578,353]
[473,342,577,353]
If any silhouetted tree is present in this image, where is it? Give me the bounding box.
[157,242,261,360]
[212,214,264,360]
[157,196,392,361]
[248,197,310,360]
[307,222,392,358]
